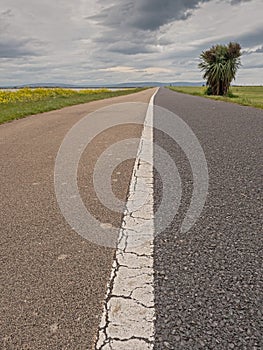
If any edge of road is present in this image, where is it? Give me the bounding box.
[0,88,155,127]
[0,87,158,350]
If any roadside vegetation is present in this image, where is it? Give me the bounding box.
[199,42,242,96]
[168,86,263,109]
[0,87,146,124]
[180,41,263,108]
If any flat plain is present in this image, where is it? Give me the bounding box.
[169,85,263,109]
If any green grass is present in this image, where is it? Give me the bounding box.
[0,88,146,124]
[168,86,263,109]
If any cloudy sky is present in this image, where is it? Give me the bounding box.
[0,0,262,85]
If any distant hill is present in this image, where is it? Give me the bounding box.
[112,81,204,88]
[116,81,203,87]
[0,81,204,89]
[0,83,83,89]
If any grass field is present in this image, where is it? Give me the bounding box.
[168,86,263,109]
[0,87,146,124]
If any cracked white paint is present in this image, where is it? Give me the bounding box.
[95,89,158,350]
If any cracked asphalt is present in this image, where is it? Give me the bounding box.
[153,88,262,349]
[0,88,155,350]
[1,86,262,350]
[95,102,155,350]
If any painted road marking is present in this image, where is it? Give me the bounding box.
[95,89,159,350]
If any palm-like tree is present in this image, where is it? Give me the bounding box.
[199,42,242,96]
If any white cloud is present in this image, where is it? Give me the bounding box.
[0,0,262,85]
[99,66,136,73]
[100,66,173,74]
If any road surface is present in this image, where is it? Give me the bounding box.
[153,88,262,349]
[0,89,155,349]
[1,87,262,349]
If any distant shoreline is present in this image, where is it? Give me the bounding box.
[0,85,136,90]
[0,81,204,89]
[0,82,261,90]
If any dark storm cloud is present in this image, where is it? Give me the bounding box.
[179,26,263,58]
[87,0,254,56]
[92,27,158,55]
[90,0,209,31]
[0,39,38,58]
[230,0,252,4]
[0,0,260,85]
[88,0,211,56]
[92,28,156,46]
[89,0,252,31]
[108,42,156,55]
[0,9,41,58]
[237,28,263,48]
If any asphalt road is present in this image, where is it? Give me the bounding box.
[1,87,262,350]
[0,88,155,350]
[153,88,262,349]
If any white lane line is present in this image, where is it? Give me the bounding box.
[95,89,159,350]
